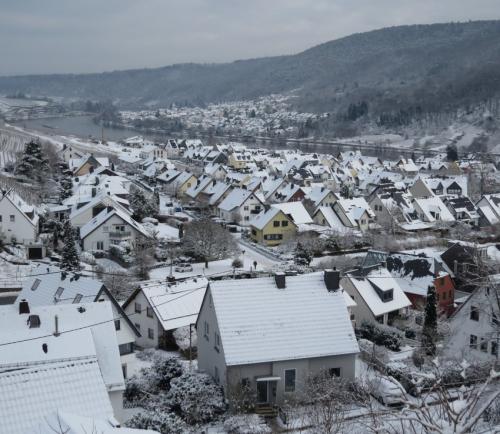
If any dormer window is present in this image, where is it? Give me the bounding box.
[382,289,393,302]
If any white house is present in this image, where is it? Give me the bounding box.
[0,189,39,245]
[79,207,151,252]
[196,271,359,406]
[0,301,126,429]
[16,270,139,364]
[444,282,499,364]
[217,187,264,225]
[341,265,411,326]
[123,277,208,350]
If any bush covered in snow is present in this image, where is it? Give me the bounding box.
[357,322,402,351]
[167,372,226,424]
[143,356,184,393]
[173,325,197,352]
[223,414,271,434]
[79,251,96,265]
[126,411,187,434]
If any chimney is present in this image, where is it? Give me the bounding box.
[28,314,41,328]
[19,299,30,315]
[274,272,286,289]
[324,268,340,291]
[53,315,60,337]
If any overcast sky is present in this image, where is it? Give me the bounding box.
[1,0,499,76]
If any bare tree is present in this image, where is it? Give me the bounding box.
[182,218,239,267]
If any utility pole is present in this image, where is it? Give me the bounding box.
[189,323,193,371]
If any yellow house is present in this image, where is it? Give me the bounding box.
[228,152,252,170]
[250,208,297,246]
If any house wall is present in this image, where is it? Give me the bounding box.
[0,198,37,244]
[444,286,499,364]
[225,353,357,404]
[219,194,263,226]
[124,290,161,349]
[97,292,137,348]
[410,179,433,199]
[197,288,228,390]
[81,214,144,251]
[250,211,297,246]
[318,192,338,208]
[109,390,124,422]
[341,278,381,325]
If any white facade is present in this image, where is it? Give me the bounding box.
[0,194,38,244]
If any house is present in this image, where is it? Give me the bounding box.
[304,186,338,211]
[0,301,125,428]
[443,282,499,364]
[269,182,306,203]
[0,189,39,245]
[271,202,313,225]
[412,196,455,224]
[341,265,411,326]
[445,196,480,226]
[196,271,359,406]
[70,154,110,176]
[312,206,354,234]
[476,194,500,227]
[332,198,375,232]
[228,151,253,169]
[217,187,264,225]
[79,206,151,252]
[123,277,208,350]
[363,251,455,315]
[16,270,139,362]
[250,207,297,246]
[157,170,197,197]
[68,193,131,229]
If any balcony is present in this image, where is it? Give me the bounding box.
[109,231,132,239]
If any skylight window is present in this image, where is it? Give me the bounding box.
[55,287,64,298]
[31,279,41,291]
[73,293,83,304]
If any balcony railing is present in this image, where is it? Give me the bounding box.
[109,231,132,238]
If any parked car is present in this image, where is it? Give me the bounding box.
[370,375,406,406]
[174,263,193,272]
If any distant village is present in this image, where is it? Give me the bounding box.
[0,129,499,433]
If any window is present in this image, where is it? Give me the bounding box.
[251,229,257,236]
[492,313,499,327]
[204,321,210,340]
[329,368,341,377]
[382,289,393,302]
[103,225,109,232]
[114,319,121,330]
[470,335,478,349]
[96,241,104,250]
[73,294,83,303]
[9,215,14,222]
[0,215,2,222]
[214,366,220,383]
[439,277,445,286]
[350,313,355,320]
[281,220,288,227]
[147,307,154,318]
[470,306,479,321]
[214,332,221,351]
[243,206,249,211]
[122,364,128,379]
[492,341,498,356]
[54,287,64,298]
[480,338,488,353]
[134,323,140,331]
[148,328,154,340]
[284,369,296,392]
[273,221,280,227]
[31,278,41,291]
[135,302,141,314]
[241,378,250,388]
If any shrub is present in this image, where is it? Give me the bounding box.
[231,258,243,268]
[357,322,402,351]
[143,357,184,392]
[167,372,226,424]
[124,375,143,403]
[224,414,271,434]
[126,411,187,434]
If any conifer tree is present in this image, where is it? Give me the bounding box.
[15,139,49,182]
[422,285,438,356]
[60,220,80,271]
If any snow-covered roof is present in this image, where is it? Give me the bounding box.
[0,302,124,391]
[208,272,359,366]
[0,359,115,434]
[250,207,285,230]
[335,198,374,226]
[79,206,150,239]
[271,202,313,225]
[132,278,208,331]
[218,188,259,212]
[413,197,455,222]
[314,206,351,233]
[344,268,411,317]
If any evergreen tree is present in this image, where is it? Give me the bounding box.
[446,144,458,161]
[59,173,73,202]
[15,140,49,182]
[422,285,438,356]
[129,187,158,222]
[60,220,80,271]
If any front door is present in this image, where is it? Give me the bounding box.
[257,381,268,404]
